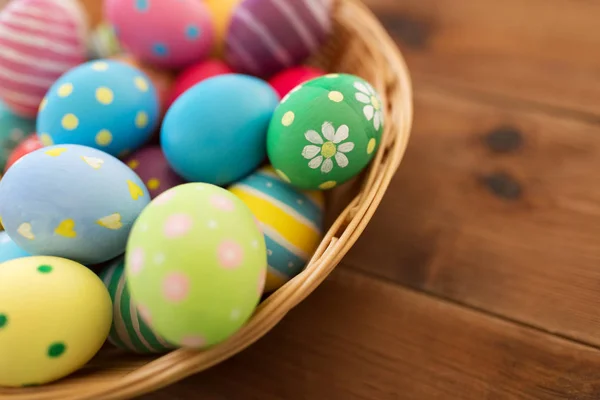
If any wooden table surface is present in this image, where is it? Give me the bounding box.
[78,0,600,398]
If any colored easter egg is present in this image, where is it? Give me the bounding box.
[112,54,175,116]
[87,21,123,59]
[161,74,279,186]
[0,256,112,387]
[225,0,333,77]
[0,0,88,117]
[37,60,159,158]
[166,59,233,109]
[124,146,185,199]
[203,0,243,56]
[3,134,43,173]
[268,66,325,99]
[267,73,384,190]
[0,144,150,265]
[229,166,324,292]
[105,0,214,69]
[125,183,267,349]
[0,101,35,172]
[99,256,174,354]
[0,231,30,264]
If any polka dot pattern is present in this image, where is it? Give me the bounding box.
[37,265,53,273]
[163,214,193,238]
[163,272,190,302]
[61,114,79,130]
[95,87,114,105]
[47,342,66,358]
[125,183,266,349]
[105,0,214,68]
[36,60,159,157]
[58,83,73,98]
[0,256,112,387]
[217,240,244,269]
[95,130,113,146]
[135,111,149,129]
[266,73,384,190]
[282,111,295,126]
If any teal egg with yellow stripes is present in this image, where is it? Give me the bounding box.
[229,166,325,292]
[99,256,175,354]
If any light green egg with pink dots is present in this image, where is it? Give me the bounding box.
[125,183,267,349]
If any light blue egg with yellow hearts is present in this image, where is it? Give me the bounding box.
[0,101,36,172]
[228,165,324,292]
[0,144,150,265]
[36,60,159,158]
[161,73,279,186]
[0,231,30,264]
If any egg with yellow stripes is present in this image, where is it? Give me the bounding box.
[228,166,324,292]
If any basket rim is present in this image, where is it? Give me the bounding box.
[0,0,414,398]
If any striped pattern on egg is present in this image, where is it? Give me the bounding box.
[229,166,324,293]
[99,257,174,354]
[0,0,88,117]
[225,0,333,77]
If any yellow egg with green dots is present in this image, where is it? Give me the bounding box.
[0,256,112,387]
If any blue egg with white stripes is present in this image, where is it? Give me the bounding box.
[0,231,30,264]
[37,59,159,158]
[228,165,324,292]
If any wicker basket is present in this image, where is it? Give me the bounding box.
[0,0,413,398]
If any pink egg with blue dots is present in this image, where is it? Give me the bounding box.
[105,0,214,69]
[36,60,160,158]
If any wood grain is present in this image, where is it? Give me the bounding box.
[341,79,600,348]
[142,268,600,399]
[362,0,600,117]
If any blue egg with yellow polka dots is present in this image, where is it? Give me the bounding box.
[0,144,150,265]
[37,60,160,158]
[0,231,30,264]
[228,166,325,292]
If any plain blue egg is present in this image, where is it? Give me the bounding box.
[0,231,30,263]
[36,60,159,158]
[0,101,36,171]
[0,144,150,265]
[161,74,279,186]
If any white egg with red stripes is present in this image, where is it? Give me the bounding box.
[0,0,88,117]
[228,165,324,293]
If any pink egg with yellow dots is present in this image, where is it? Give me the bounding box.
[105,0,214,69]
[124,146,185,199]
[0,0,88,117]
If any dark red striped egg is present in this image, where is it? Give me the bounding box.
[225,0,333,78]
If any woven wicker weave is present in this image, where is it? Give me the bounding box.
[0,0,413,398]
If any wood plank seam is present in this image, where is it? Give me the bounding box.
[340,262,600,353]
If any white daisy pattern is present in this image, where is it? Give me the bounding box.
[302,122,355,174]
[354,81,384,131]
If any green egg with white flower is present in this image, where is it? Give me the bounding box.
[266,73,384,191]
[124,183,267,349]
